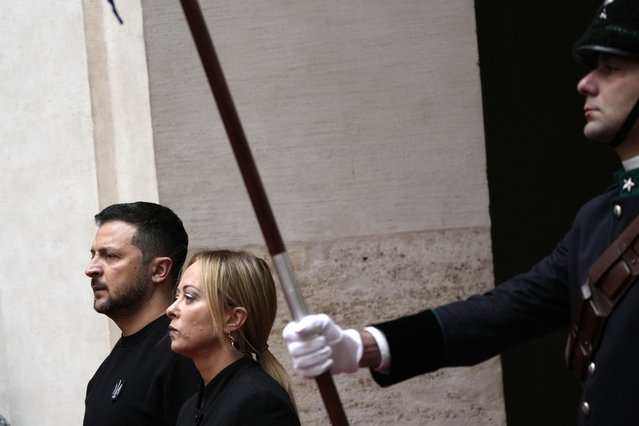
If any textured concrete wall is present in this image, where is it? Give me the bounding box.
[143,1,503,425]
[267,229,502,425]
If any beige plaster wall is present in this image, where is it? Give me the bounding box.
[0,0,158,424]
[0,1,107,424]
[144,1,489,246]
[82,0,161,345]
[143,1,502,425]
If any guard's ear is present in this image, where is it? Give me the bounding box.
[149,256,173,283]
[224,307,248,333]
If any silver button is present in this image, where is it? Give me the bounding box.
[582,401,591,416]
[613,204,622,218]
[588,362,596,376]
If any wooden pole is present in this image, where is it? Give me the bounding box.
[178,1,350,424]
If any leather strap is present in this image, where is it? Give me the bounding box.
[566,214,639,379]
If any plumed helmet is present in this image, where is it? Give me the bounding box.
[573,0,639,67]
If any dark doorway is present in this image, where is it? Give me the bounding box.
[475,1,618,425]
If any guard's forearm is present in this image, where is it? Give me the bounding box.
[359,330,382,369]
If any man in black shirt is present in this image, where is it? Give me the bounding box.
[83,202,200,425]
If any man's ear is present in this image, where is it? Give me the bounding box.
[149,256,173,283]
[224,307,248,333]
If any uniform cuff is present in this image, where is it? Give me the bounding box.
[364,326,391,373]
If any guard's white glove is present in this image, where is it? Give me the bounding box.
[282,314,363,378]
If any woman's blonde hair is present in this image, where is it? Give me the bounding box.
[185,249,296,407]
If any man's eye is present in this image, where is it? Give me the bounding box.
[600,61,622,74]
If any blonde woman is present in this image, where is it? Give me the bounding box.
[167,250,300,425]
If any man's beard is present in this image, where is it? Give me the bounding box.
[93,269,148,320]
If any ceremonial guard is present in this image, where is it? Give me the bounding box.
[283,1,639,424]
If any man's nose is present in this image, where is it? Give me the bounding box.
[85,258,102,278]
[577,71,597,97]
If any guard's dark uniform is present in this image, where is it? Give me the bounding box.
[368,1,639,424]
[371,170,639,425]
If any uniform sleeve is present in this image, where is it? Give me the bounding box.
[370,231,573,387]
[435,232,571,366]
[370,309,445,387]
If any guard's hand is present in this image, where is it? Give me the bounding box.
[282,314,363,378]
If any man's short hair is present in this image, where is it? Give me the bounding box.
[95,202,188,284]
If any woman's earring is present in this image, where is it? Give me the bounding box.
[229,334,240,351]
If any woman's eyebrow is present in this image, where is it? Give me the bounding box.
[181,284,200,292]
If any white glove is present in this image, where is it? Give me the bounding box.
[282,314,363,378]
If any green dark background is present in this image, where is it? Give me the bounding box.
[475,1,619,425]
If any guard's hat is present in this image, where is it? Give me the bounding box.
[574,0,639,67]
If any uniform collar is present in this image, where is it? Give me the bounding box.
[622,155,639,171]
[615,167,639,198]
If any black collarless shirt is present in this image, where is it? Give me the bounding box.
[84,315,200,425]
[177,357,300,426]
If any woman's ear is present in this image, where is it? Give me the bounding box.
[149,256,173,283]
[224,307,248,333]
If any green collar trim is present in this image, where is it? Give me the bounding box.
[614,168,639,198]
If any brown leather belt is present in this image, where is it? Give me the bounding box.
[566,215,639,379]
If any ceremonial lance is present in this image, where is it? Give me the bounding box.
[178,1,349,425]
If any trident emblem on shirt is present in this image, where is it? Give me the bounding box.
[111,379,124,401]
